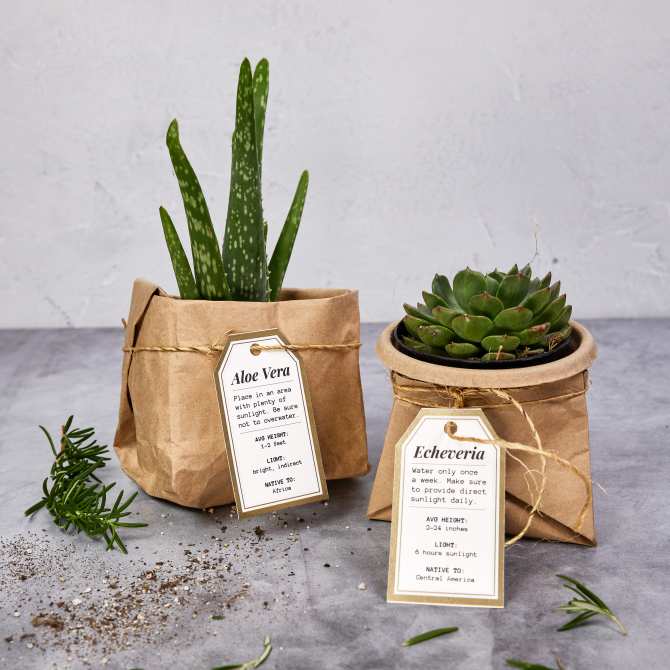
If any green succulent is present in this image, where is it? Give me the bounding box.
[160,57,309,302]
[401,264,573,362]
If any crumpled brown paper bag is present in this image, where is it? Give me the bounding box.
[368,321,598,545]
[114,279,369,508]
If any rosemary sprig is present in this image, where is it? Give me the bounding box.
[24,416,147,554]
[556,574,627,635]
[211,636,272,669]
[402,626,459,647]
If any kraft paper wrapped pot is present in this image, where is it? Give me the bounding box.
[115,279,369,508]
[368,321,598,545]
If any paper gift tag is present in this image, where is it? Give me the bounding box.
[214,329,328,518]
[387,408,505,608]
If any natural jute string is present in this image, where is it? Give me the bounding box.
[249,342,361,355]
[391,372,592,546]
[122,338,360,356]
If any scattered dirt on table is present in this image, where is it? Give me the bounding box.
[0,507,306,667]
[31,614,65,631]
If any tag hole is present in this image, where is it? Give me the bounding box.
[250,344,261,356]
[445,421,458,436]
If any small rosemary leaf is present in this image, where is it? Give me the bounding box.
[506,660,557,670]
[24,499,47,516]
[556,574,626,635]
[115,490,139,514]
[111,489,124,512]
[402,626,459,647]
[211,636,272,670]
[255,637,272,667]
[39,426,58,457]
[557,574,608,610]
[557,610,597,631]
[117,522,148,529]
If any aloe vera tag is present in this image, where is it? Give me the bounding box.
[214,329,328,517]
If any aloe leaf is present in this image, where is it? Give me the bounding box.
[540,271,552,289]
[469,292,504,319]
[432,306,461,327]
[223,58,269,301]
[549,280,561,300]
[268,170,309,301]
[507,263,519,274]
[488,269,506,282]
[416,324,454,347]
[159,207,199,299]
[496,272,530,308]
[252,58,269,174]
[451,314,494,342]
[165,120,229,299]
[482,334,520,352]
[445,342,480,358]
[453,268,487,311]
[223,58,267,301]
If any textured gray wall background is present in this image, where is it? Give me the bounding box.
[1,1,669,327]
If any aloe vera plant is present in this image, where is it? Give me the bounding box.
[160,58,309,302]
[401,264,573,362]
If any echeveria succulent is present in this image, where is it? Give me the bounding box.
[401,264,573,362]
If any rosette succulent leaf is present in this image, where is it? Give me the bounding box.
[401,265,573,362]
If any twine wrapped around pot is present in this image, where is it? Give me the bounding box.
[368,321,598,546]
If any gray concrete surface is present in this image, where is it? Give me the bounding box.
[0,321,667,669]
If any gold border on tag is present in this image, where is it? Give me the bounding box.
[387,408,505,608]
[213,328,329,519]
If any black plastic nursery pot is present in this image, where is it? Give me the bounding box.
[392,320,576,369]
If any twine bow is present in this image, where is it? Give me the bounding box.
[391,372,592,546]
